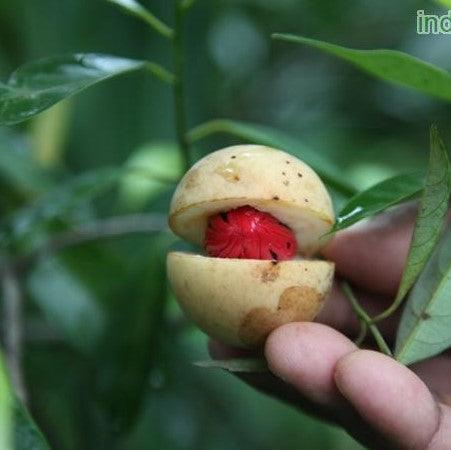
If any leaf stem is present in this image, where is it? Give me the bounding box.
[341,282,392,356]
[107,0,174,39]
[172,1,191,172]
[354,320,368,346]
[186,118,229,143]
[144,62,175,85]
[371,297,402,324]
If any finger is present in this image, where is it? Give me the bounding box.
[265,322,357,405]
[211,323,360,423]
[335,350,450,449]
[263,322,388,435]
[322,205,416,297]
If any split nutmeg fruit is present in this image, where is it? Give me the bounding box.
[167,145,335,348]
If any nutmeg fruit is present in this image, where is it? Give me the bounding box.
[167,145,335,348]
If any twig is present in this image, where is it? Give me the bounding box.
[107,0,174,40]
[341,282,392,356]
[15,213,168,271]
[172,0,191,172]
[354,320,368,346]
[1,263,27,403]
[144,62,176,85]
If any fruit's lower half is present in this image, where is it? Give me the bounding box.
[167,251,334,348]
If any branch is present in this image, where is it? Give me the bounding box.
[341,282,392,356]
[15,213,168,271]
[172,0,191,171]
[1,264,27,403]
[107,0,174,40]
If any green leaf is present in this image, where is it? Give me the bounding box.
[27,258,106,354]
[194,358,269,373]
[0,352,51,450]
[272,34,451,102]
[333,172,424,232]
[187,119,357,197]
[30,99,72,168]
[119,141,183,210]
[374,126,450,324]
[0,130,51,197]
[2,167,120,246]
[106,0,174,39]
[0,355,12,450]
[434,0,451,8]
[96,232,175,432]
[25,167,119,222]
[13,396,52,450]
[0,54,173,125]
[395,127,449,304]
[395,229,451,365]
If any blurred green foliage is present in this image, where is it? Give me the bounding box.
[1,0,449,448]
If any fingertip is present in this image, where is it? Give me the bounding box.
[265,322,357,403]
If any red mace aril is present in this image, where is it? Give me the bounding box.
[204,206,297,260]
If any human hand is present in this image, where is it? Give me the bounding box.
[209,206,451,449]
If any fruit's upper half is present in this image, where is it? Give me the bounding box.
[169,145,335,257]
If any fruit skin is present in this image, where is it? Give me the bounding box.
[167,252,334,348]
[205,206,298,260]
[169,144,334,256]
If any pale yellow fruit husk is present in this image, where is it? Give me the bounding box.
[167,252,334,348]
[169,145,335,256]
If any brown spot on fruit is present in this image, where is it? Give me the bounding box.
[258,261,281,282]
[283,180,289,186]
[238,285,323,346]
[273,196,280,200]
